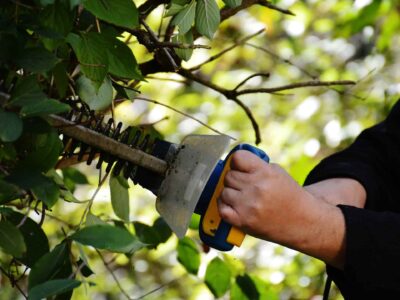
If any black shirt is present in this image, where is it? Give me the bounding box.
[304,100,400,299]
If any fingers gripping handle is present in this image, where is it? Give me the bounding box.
[199,144,269,251]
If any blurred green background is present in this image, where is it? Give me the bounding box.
[1,0,399,299]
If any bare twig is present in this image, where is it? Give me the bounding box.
[188,28,265,71]
[236,80,356,95]
[245,42,318,79]
[220,0,294,24]
[0,265,27,299]
[78,172,110,227]
[133,277,181,300]
[259,1,295,16]
[96,250,132,300]
[133,96,236,139]
[156,41,211,50]
[234,72,270,91]
[145,75,188,84]
[140,116,170,127]
[179,69,261,143]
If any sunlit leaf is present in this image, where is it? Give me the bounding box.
[222,0,241,8]
[205,257,231,297]
[76,74,113,111]
[165,3,185,17]
[172,0,196,34]
[195,0,220,39]
[85,213,109,226]
[177,237,200,274]
[173,31,194,61]
[110,174,130,222]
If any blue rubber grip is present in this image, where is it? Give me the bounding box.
[198,144,269,251]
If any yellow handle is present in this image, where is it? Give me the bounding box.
[202,156,246,247]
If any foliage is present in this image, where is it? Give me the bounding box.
[0,0,399,299]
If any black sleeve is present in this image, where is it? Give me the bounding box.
[304,100,400,290]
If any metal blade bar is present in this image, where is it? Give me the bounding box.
[48,114,168,175]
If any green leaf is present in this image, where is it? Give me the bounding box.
[67,32,108,86]
[0,180,21,204]
[172,0,196,34]
[134,218,172,248]
[153,218,172,243]
[62,167,88,192]
[85,212,109,226]
[20,98,70,117]
[15,120,63,172]
[222,0,241,8]
[7,169,60,208]
[0,143,17,162]
[39,0,74,50]
[71,224,145,253]
[16,47,59,73]
[251,276,279,300]
[0,220,26,257]
[53,62,69,97]
[29,279,81,300]
[165,3,185,17]
[106,37,143,80]
[173,31,194,61]
[195,0,220,39]
[0,110,23,142]
[83,0,139,29]
[4,211,50,267]
[231,274,260,300]
[10,76,47,107]
[350,0,381,34]
[28,242,69,288]
[205,257,231,297]
[188,213,200,230]
[177,237,200,274]
[110,174,130,222]
[76,74,113,111]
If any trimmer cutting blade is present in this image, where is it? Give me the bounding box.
[156,135,231,238]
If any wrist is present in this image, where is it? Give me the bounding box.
[270,190,346,268]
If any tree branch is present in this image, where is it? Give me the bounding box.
[189,28,265,71]
[236,80,356,95]
[179,69,262,144]
[220,0,294,23]
[234,72,270,91]
[133,96,236,140]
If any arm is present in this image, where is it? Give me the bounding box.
[218,151,357,269]
[219,100,400,291]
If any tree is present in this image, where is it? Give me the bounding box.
[0,0,399,299]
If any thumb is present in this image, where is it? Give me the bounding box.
[230,150,263,173]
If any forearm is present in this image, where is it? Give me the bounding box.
[304,178,366,208]
[273,191,346,269]
[275,178,366,269]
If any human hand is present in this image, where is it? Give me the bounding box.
[218,150,346,268]
[218,150,315,244]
